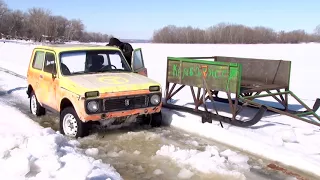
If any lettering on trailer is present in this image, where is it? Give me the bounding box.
[172,64,238,80]
[167,60,241,94]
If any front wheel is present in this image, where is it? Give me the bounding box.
[60,107,89,138]
[142,111,162,127]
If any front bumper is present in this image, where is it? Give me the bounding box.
[81,103,162,122]
[77,91,162,122]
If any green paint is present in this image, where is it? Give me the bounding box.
[167,57,242,94]
[172,64,238,80]
[168,56,239,67]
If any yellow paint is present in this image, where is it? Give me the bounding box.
[98,76,129,85]
[27,44,163,122]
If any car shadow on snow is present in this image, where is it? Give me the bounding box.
[0,86,27,96]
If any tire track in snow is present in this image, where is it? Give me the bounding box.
[0,67,27,80]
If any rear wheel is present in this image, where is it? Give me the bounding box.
[60,107,89,138]
[29,91,45,116]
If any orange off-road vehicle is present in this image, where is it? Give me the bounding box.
[26,44,163,138]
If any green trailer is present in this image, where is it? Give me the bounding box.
[163,56,320,127]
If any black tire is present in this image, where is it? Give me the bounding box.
[29,91,45,116]
[151,111,162,127]
[141,111,162,127]
[60,106,89,138]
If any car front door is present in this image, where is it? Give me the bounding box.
[39,50,59,111]
[131,48,148,77]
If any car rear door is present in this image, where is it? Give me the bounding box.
[28,50,45,104]
[131,48,148,77]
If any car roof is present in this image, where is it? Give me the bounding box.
[35,43,120,52]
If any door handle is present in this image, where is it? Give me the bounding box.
[40,75,43,79]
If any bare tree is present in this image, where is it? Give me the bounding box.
[0,0,8,34]
[27,7,51,41]
[314,25,320,35]
[64,19,84,41]
[0,2,112,42]
[5,10,26,38]
[152,23,320,44]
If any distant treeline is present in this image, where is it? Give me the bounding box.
[152,24,320,44]
[2,0,320,44]
[0,0,112,43]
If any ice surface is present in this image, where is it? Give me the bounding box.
[1,40,320,178]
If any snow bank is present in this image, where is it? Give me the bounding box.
[0,102,122,180]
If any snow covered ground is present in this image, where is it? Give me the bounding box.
[0,70,296,180]
[0,97,122,179]
[0,40,319,179]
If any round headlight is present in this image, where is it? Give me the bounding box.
[87,101,99,112]
[150,94,160,105]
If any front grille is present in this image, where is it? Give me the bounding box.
[103,95,149,112]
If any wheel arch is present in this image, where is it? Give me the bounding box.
[27,85,33,98]
[60,98,74,112]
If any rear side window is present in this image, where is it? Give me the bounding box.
[32,51,45,70]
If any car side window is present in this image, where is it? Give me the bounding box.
[133,50,144,70]
[43,52,56,74]
[32,51,45,70]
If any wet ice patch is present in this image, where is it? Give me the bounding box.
[106,149,126,157]
[185,140,199,147]
[156,144,247,179]
[133,150,141,155]
[153,169,164,175]
[118,131,160,141]
[85,148,99,157]
[178,168,194,179]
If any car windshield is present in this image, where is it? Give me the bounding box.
[59,50,131,76]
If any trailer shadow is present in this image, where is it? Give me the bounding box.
[162,97,299,129]
[254,99,305,111]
